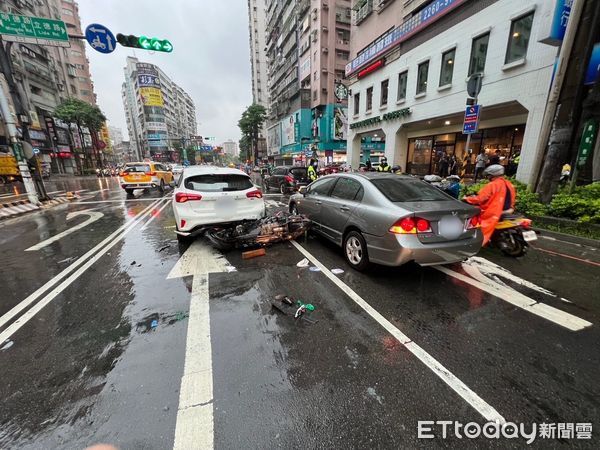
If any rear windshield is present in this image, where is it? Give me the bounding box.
[371,178,450,202]
[124,164,150,173]
[184,174,253,192]
[290,167,308,179]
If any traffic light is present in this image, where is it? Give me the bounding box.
[116,33,173,53]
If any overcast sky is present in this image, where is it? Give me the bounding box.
[77,0,252,143]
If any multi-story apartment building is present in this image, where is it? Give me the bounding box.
[345,0,566,184]
[222,139,240,157]
[121,57,197,162]
[0,0,97,175]
[264,0,352,166]
[248,0,269,107]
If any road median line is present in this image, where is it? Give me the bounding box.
[291,241,506,424]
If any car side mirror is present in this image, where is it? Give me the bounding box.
[299,186,308,195]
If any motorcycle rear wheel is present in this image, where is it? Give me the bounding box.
[498,233,527,257]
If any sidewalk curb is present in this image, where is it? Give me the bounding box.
[0,197,73,221]
[534,227,600,249]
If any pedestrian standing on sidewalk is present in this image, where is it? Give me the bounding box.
[474,152,487,182]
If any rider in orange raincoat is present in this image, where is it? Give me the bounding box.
[464,164,516,246]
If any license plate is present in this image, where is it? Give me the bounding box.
[522,230,537,241]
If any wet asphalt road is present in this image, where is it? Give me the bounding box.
[0,176,599,449]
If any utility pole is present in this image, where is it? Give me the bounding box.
[0,37,49,201]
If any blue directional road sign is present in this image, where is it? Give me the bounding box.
[85,23,116,54]
[463,104,481,134]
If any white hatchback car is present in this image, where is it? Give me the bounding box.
[172,166,266,240]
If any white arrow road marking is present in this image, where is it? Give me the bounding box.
[170,241,230,450]
[25,209,104,251]
[291,241,506,424]
[436,257,592,331]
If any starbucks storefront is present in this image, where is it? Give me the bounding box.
[406,125,525,177]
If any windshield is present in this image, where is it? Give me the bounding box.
[371,179,451,202]
[184,174,252,192]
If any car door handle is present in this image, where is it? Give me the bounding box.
[340,206,350,212]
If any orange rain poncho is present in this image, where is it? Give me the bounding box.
[465,177,516,245]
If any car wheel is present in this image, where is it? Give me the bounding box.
[343,231,371,271]
[125,189,134,196]
[290,203,299,215]
[279,183,288,195]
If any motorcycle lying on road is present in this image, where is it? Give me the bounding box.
[203,211,311,251]
[490,214,537,257]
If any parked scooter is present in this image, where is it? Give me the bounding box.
[490,214,536,257]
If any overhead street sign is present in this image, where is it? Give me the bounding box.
[85,23,115,54]
[462,104,481,134]
[0,13,69,47]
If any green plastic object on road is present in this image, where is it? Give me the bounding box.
[297,301,315,311]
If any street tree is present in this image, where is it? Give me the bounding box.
[54,98,106,169]
[238,104,266,164]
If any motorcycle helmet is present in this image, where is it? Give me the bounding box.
[447,175,460,181]
[391,165,401,173]
[483,164,505,178]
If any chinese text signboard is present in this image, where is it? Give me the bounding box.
[0,13,69,47]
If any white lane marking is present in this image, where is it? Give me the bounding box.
[74,199,166,203]
[436,266,592,331]
[463,257,556,297]
[265,200,287,208]
[0,198,168,344]
[290,241,506,424]
[25,209,104,251]
[0,198,166,332]
[170,241,230,450]
[139,200,171,231]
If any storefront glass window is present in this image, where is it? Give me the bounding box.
[439,49,455,86]
[469,33,490,76]
[506,12,534,63]
[407,137,433,175]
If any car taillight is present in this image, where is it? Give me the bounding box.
[246,189,263,199]
[390,217,432,234]
[284,175,294,183]
[146,171,156,176]
[175,192,202,203]
[467,215,481,229]
[416,218,432,233]
[119,172,126,177]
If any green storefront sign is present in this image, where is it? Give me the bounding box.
[577,120,598,167]
[0,13,69,47]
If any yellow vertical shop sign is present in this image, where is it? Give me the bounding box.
[139,87,164,107]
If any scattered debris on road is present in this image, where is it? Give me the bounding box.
[242,248,266,259]
[309,266,321,272]
[158,245,170,252]
[271,295,317,324]
[1,340,14,351]
[296,258,310,268]
[331,268,344,275]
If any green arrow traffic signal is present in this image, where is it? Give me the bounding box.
[116,33,173,53]
[138,36,151,50]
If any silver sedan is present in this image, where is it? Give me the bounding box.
[289,173,483,271]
